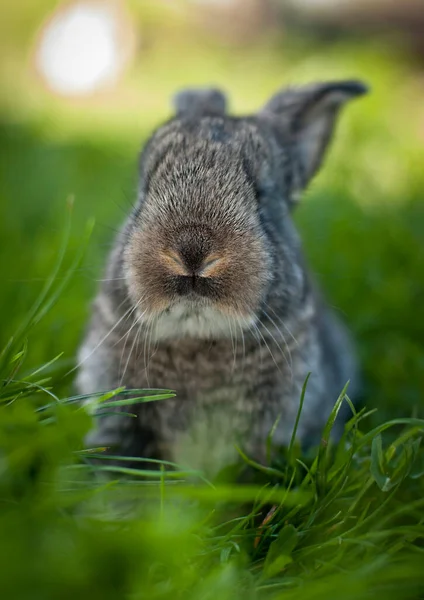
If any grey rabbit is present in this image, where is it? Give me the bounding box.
[76,80,366,473]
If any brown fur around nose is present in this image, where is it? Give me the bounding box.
[77,81,367,474]
[160,249,228,279]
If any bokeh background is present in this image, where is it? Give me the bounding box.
[1,0,423,424]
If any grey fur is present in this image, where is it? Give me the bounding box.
[173,88,227,118]
[76,80,367,473]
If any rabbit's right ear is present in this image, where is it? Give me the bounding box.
[173,88,227,119]
[260,80,368,194]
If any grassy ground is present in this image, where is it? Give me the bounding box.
[1,4,424,597]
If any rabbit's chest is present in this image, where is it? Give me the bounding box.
[144,340,250,399]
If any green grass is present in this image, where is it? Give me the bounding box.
[1,4,424,596]
[1,271,424,598]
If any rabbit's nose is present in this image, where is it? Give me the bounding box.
[159,248,224,296]
[172,252,224,297]
[159,248,204,278]
[178,243,207,276]
[162,249,223,278]
[178,249,223,278]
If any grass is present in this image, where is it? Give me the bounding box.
[1,266,424,598]
[1,4,424,596]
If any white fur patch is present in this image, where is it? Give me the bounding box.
[146,302,255,341]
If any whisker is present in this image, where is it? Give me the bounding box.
[150,317,160,360]
[96,277,128,283]
[261,309,293,371]
[119,314,136,382]
[257,316,293,380]
[263,302,299,347]
[119,308,147,385]
[249,319,282,374]
[67,302,136,376]
[113,302,143,348]
[245,318,263,369]
[147,315,159,386]
[236,318,246,375]
[226,314,237,373]
[143,313,156,387]
[232,316,239,373]
[96,223,127,237]
[135,317,143,361]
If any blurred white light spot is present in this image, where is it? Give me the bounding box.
[35,1,134,96]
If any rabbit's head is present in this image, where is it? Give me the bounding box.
[123,82,367,339]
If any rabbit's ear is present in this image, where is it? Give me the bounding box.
[173,88,227,119]
[261,80,368,191]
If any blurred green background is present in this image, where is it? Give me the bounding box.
[1,0,424,423]
[1,3,424,599]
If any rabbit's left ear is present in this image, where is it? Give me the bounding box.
[260,80,368,191]
[173,88,227,119]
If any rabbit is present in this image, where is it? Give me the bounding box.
[76,81,367,473]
